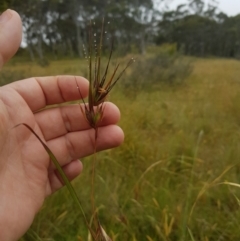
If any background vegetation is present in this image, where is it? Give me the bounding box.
[1,52,239,241]
[1,0,240,240]
[1,0,240,62]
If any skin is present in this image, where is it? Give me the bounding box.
[0,10,124,241]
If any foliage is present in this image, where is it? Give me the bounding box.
[0,0,11,12]
[156,1,240,58]
[6,0,157,63]
[121,51,192,98]
[4,0,240,63]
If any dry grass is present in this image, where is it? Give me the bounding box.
[3,55,240,240]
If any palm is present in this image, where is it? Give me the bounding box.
[0,76,123,240]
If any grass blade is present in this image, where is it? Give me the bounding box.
[14,123,95,238]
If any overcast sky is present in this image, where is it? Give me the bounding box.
[165,0,240,16]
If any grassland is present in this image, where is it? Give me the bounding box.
[2,56,240,240]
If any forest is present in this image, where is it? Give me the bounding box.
[1,0,240,63]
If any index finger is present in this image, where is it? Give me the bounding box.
[7,75,89,112]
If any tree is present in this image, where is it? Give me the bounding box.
[188,0,204,15]
[10,0,160,60]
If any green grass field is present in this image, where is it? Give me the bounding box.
[2,56,240,240]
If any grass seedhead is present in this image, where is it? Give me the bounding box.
[76,17,134,144]
[83,18,134,107]
[76,78,104,139]
[92,55,134,106]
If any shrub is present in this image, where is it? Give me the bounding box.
[121,52,192,98]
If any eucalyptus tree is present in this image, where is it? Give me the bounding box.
[7,0,164,59]
[76,0,159,55]
[9,0,51,62]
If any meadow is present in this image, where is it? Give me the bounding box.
[2,55,240,240]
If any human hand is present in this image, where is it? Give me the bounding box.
[0,10,124,241]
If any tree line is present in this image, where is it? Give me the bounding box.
[157,1,240,58]
[1,0,240,61]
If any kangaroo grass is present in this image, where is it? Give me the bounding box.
[75,18,134,240]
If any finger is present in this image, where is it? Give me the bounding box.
[48,159,83,195]
[47,125,124,171]
[7,75,89,111]
[0,9,22,69]
[35,102,121,141]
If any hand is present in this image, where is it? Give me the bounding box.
[0,10,124,241]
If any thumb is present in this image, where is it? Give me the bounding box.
[0,9,22,69]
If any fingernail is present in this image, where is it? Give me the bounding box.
[0,9,12,23]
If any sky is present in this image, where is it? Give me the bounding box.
[164,0,240,16]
